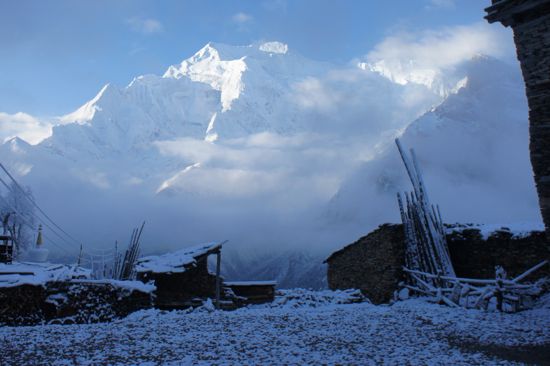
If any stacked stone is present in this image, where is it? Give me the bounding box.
[324,224,406,304]
[447,227,550,279]
[324,224,548,304]
[486,0,550,240]
[0,281,153,326]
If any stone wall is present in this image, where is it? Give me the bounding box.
[325,224,405,304]
[447,228,550,279]
[0,281,153,326]
[326,224,549,304]
[486,0,550,239]
[515,13,550,241]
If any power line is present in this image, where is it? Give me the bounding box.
[0,162,82,245]
[0,177,77,247]
[0,163,123,265]
[0,170,84,251]
[0,193,76,254]
[0,175,81,256]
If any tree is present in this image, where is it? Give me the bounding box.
[0,182,36,257]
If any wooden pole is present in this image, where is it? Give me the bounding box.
[512,260,548,283]
[215,250,221,309]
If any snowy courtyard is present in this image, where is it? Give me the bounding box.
[1,292,549,365]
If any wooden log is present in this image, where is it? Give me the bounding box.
[409,272,436,293]
[403,267,517,286]
[404,285,433,296]
[215,250,221,309]
[512,260,549,283]
[438,292,459,308]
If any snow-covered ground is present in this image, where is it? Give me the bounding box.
[1,291,549,365]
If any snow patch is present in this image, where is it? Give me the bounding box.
[2,296,549,364]
[446,222,545,240]
[156,162,202,194]
[0,262,91,288]
[71,279,156,294]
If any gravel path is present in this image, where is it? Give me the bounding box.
[1,298,549,365]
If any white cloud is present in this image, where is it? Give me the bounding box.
[232,12,253,24]
[427,0,456,9]
[153,133,354,202]
[0,112,52,144]
[290,68,441,139]
[126,17,163,34]
[366,22,514,71]
[362,22,515,91]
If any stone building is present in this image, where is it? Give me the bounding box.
[485,0,550,239]
[135,242,277,309]
[324,224,405,304]
[325,224,549,304]
[135,242,223,309]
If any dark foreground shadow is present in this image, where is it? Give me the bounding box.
[448,337,550,366]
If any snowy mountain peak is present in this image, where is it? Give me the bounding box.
[6,136,31,152]
[163,42,248,111]
[60,83,112,124]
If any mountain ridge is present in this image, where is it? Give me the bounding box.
[0,42,539,289]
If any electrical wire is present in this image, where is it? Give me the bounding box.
[0,163,82,245]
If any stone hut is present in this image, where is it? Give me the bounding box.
[135,242,223,309]
[485,0,550,239]
[325,224,549,304]
[324,224,405,304]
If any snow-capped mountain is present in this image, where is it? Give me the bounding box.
[0,41,539,289]
[4,41,441,197]
[163,41,329,139]
[44,41,330,160]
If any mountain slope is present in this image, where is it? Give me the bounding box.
[327,56,540,231]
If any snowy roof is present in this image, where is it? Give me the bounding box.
[135,241,223,274]
[0,262,91,288]
[445,222,545,240]
[225,281,277,287]
[71,279,156,294]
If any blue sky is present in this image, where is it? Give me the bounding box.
[0,0,504,116]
